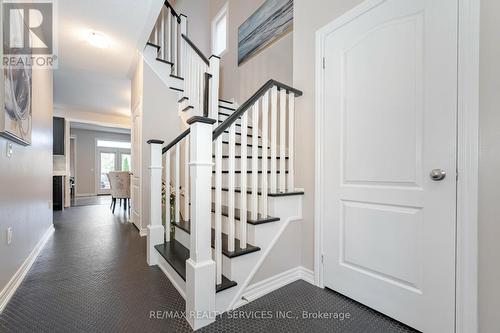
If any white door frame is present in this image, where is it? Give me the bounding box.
[314,0,479,332]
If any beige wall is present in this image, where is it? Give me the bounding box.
[293,0,364,272]
[210,0,293,103]
[131,55,183,232]
[174,0,211,56]
[0,69,54,290]
[70,128,131,196]
[479,0,500,332]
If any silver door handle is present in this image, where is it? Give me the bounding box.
[430,169,446,181]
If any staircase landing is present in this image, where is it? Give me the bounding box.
[155,240,237,293]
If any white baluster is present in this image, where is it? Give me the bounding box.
[279,88,286,192]
[270,86,278,193]
[167,7,172,62]
[184,139,190,221]
[209,56,220,120]
[214,137,223,285]
[228,123,236,252]
[180,15,187,76]
[175,143,180,223]
[165,150,171,241]
[261,91,269,216]
[251,102,259,221]
[288,92,295,191]
[240,113,248,249]
[153,17,158,45]
[160,8,165,60]
[173,21,178,75]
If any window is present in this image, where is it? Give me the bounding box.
[97,140,131,149]
[212,3,228,56]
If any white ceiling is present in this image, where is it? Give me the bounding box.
[70,122,131,135]
[55,0,163,117]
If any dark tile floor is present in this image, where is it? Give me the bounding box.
[71,195,112,207]
[0,205,418,333]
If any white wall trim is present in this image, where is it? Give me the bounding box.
[456,0,480,332]
[139,229,148,237]
[234,266,314,309]
[157,256,186,299]
[75,193,97,198]
[0,225,55,313]
[227,201,303,311]
[314,0,479,332]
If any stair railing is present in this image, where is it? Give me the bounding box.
[148,1,186,77]
[148,1,220,120]
[212,80,302,286]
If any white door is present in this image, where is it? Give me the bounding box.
[96,148,131,195]
[97,149,117,195]
[320,0,457,332]
[131,100,142,231]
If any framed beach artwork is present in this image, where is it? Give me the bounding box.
[0,2,33,146]
[238,0,293,65]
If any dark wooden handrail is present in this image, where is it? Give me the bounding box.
[181,34,210,66]
[212,80,303,140]
[162,128,190,154]
[203,73,212,117]
[164,0,182,23]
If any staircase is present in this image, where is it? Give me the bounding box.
[143,2,304,330]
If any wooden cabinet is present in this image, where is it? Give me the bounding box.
[53,117,65,155]
[53,176,64,210]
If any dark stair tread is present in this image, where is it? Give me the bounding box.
[219,98,235,104]
[218,120,252,130]
[213,155,288,159]
[222,131,261,139]
[170,74,184,80]
[156,58,174,66]
[213,170,289,174]
[211,203,280,225]
[155,240,237,293]
[222,141,268,149]
[219,105,236,111]
[146,42,160,49]
[211,187,305,197]
[173,221,261,258]
[212,229,260,258]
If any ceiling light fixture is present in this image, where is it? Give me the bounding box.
[87,31,111,48]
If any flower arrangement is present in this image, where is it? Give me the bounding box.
[162,180,176,241]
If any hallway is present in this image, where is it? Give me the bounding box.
[0,205,191,332]
[0,205,417,333]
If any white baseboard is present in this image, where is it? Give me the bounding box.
[0,225,55,313]
[157,256,186,299]
[139,229,148,237]
[75,193,97,197]
[234,266,315,309]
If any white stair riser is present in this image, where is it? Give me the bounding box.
[174,225,190,249]
[217,173,287,189]
[217,158,288,170]
[220,144,267,156]
[174,219,254,281]
[210,214,258,248]
[211,189,265,211]
[219,132,262,145]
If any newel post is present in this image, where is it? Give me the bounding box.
[180,15,187,76]
[209,55,220,120]
[147,139,164,266]
[185,116,217,330]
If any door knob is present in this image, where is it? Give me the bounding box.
[430,169,446,181]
